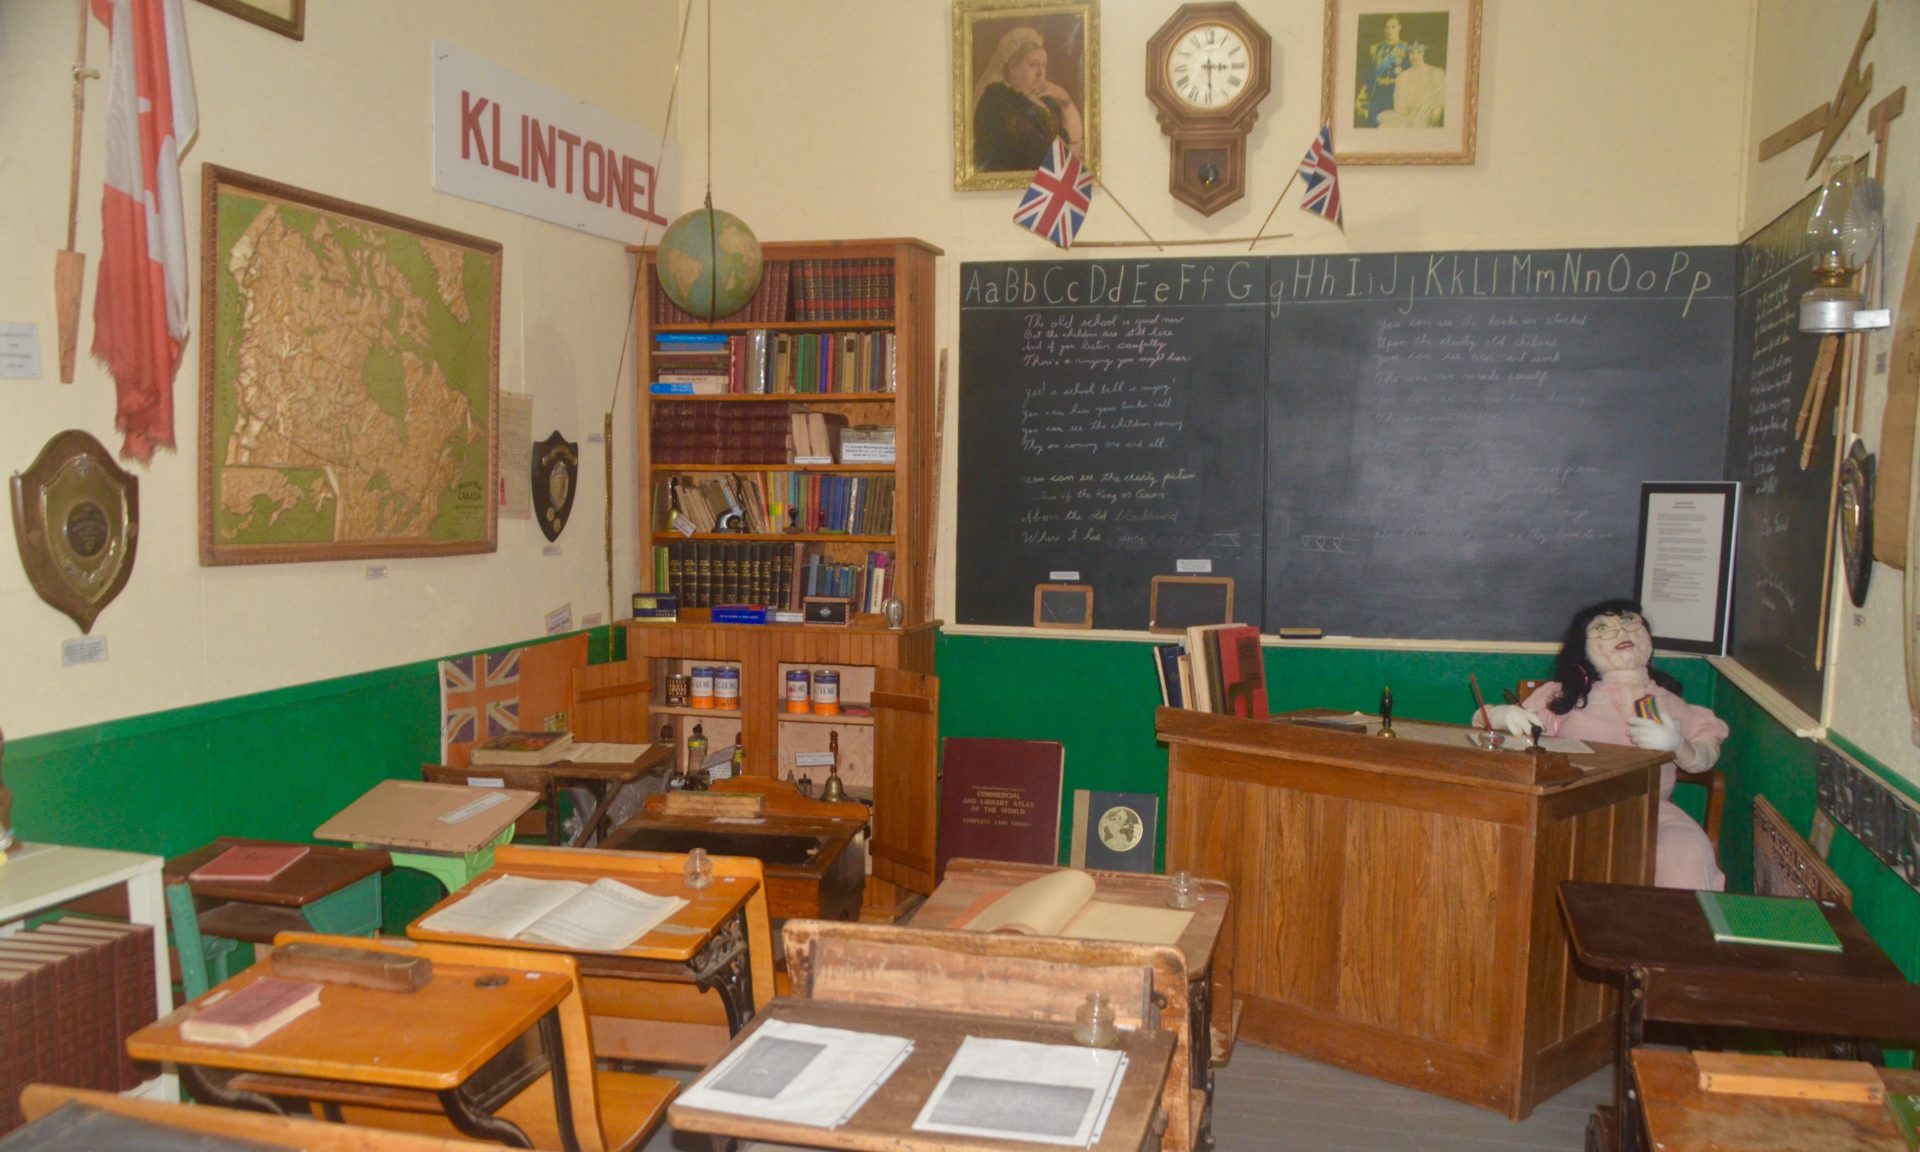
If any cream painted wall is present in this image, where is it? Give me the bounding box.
[1745,0,1920,783]
[685,5,1749,631]
[0,0,680,738]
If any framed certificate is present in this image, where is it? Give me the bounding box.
[1634,482,1738,655]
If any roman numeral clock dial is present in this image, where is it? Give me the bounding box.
[1145,3,1272,215]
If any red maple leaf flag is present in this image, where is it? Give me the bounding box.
[92,0,197,462]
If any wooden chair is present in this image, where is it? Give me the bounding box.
[233,931,677,1152]
[782,919,1197,1152]
[422,762,556,844]
[1516,678,1725,849]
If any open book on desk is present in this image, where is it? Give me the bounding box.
[958,869,1192,946]
[417,874,687,952]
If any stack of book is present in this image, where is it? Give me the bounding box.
[1154,624,1270,718]
[790,259,895,321]
[650,259,792,325]
[789,412,849,464]
[799,549,894,611]
[657,541,803,609]
[0,919,158,1133]
[654,472,895,536]
[651,401,792,465]
[649,333,730,395]
[770,331,895,394]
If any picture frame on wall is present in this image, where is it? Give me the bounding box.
[1321,0,1480,165]
[953,0,1100,192]
[194,0,305,41]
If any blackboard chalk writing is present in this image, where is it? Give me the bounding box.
[964,261,1260,307]
[1269,250,1721,316]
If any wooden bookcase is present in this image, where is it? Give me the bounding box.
[625,238,944,917]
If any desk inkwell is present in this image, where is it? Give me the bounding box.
[1378,687,1397,738]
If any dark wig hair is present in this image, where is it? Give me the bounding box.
[1546,597,1683,715]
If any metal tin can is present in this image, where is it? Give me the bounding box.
[714,666,741,710]
[689,666,715,709]
[786,669,812,713]
[811,669,841,715]
[664,674,690,708]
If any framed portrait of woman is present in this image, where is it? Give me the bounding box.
[1321,0,1480,165]
[953,0,1100,192]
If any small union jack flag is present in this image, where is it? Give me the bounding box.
[1013,139,1093,250]
[1299,124,1344,229]
[440,649,523,758]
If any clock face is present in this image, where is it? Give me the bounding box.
[1165,23,1252,109]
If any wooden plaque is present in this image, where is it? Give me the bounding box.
[1148,575,1234,633]
[1033,583,1093,629]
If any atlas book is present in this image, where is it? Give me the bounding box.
[469,730,573,766]
[954,869,1193,947]
[1068,791,1159,873]
[935,738,1064,880]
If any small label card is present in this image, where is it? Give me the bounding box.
[545,603,572,635]
[1176,558,1213,574]
[0,323,43,379]
[62,635,107,666]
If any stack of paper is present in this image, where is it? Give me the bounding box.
[676,1019,912,1128]
[914,1036,1129,1147]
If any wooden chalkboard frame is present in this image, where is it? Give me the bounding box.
[1033,584,1094,630]
[1148,576,1234,633]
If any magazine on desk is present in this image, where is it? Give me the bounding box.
[417,874,687,952]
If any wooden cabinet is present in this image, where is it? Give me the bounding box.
[626,238,944,918]
[1159,709,1662,1121]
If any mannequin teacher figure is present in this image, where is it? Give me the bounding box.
[1481,599,1727,890]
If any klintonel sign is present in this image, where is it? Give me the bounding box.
[432,41,680,245]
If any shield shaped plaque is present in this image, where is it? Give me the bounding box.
[10,430,139,633]
[532,431,579,543]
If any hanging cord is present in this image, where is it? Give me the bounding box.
[605,0,699,631]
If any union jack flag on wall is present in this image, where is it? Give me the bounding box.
[438,634,588,766]
[1013,140,1093,250]
[1298,124,1344,230]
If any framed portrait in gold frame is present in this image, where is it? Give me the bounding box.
[1321,0,1480,165]
[193,0,305,41]
[953,0,1100,191]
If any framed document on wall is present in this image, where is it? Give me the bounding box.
[1634,481,1738,655]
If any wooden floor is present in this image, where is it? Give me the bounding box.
[643,1041,1611,1152]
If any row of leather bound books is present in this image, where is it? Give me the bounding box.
[651,542,896,612]
[650,259,794,325]
[651,402,792,466]
[0,918,158,1135]
[648,259,895,326]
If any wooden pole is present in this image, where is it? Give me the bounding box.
[1814,337,1855,671]
[1247,169,1302,252]
[56,0,96,385]
[922,348,947,623]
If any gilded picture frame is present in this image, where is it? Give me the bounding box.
[193,0,305,41]
[953,0,1100,191]
[1321,0,1481,165]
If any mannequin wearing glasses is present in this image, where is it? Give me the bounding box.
[1479,598,1727,890]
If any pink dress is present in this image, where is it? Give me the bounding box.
[1522,679,1728,891]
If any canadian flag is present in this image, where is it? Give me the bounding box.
[92,0,196,463]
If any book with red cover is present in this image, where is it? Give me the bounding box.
[32,920,157,1089]
[935,737,1065,882]
[0,940,99,1091]
[1211,624,1271,719]
[188,843,311,884]
[180,978,322,1047]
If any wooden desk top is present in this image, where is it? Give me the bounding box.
[20,1086,509,1152]
[1158,707,1667,794]
[668,996,1176,1152]
[315,780,540,856]
[639,776,871,830]
[167,838,391,908]
[407,850,758,964]
[128,954,566,1090]
[910,858,1230,976]
[544,741,674,784]
[1633,1049,1920,1152]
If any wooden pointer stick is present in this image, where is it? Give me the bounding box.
[1813,337,1855,671]
[1801,335,1843,470]
[1794,334,1839,447]
[56,0,96,384]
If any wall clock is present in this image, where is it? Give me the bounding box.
[1146,3,1272,216]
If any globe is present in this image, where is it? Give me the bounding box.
[656,208,765,320]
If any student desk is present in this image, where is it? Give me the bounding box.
[126,950,568,1149]
[316,779,539,895]
[1631,1049,1920,1152]
[406,844,768,1063]
[667,996,1177,1152]
[909,857,1232,1152]
[428,743,674,849]
[1159,707,1666,1121]
[19,1085,509,1152]
[1559,881,1920,1152]
[606,777,870,921]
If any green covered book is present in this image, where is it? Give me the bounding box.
[1889,1092,1920,1151]
[1696,891,1843,953]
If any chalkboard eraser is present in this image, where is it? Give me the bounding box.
[1277,627,1323,639]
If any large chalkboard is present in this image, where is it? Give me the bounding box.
[1725,184,1838,719]
[958,247,1736,641]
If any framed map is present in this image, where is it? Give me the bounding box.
[199,166,500,565]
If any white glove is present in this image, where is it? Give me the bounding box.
[1480,704,1543,737]
[1626,713,1684,753]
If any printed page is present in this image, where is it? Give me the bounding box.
[416,874,582,940]
[1061,900,1194,946]
[964,869,1096,936]
[913,1036,1126,1147]
[517,877,688,951]
[676,1018,913,1128]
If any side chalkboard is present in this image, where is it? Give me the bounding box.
[958,248,1737,641]
[1724,181,1845,720]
